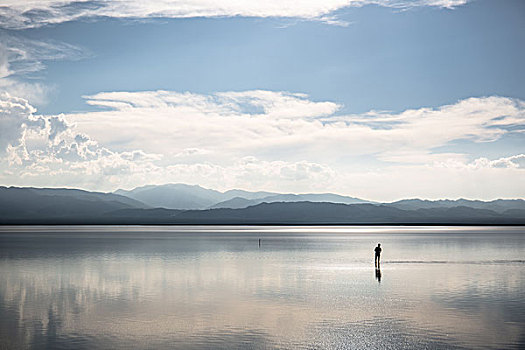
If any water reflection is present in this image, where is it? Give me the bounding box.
[0,226,524,349]
[375,267,382,283]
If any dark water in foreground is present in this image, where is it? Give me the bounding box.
[0,226,524,349]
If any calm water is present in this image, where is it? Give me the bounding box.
[0,226,524,349]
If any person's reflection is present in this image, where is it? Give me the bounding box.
[375,267,382,283]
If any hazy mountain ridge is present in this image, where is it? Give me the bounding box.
[115,184,372,209]
[1,186,525,224]
[115,184,225,209]
[92,202,525,224]
[114,184,524,212]
[222,189,277,200]
[388,198,525,213]
[210,193,371,209]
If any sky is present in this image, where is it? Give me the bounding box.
[0,0,524,201]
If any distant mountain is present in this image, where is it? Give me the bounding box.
[2,186,524,224]
[2,191,524,224]
[0,186,147,221]
[177,202,406,224]
[210,193,372,209]
[222,189,277,200]
[115,184,371,210]
[115,184,225,209]
[388,199,525,213]
[105,202,525,225]
[210,196,254,209]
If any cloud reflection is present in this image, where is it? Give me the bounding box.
[0,228,523,349]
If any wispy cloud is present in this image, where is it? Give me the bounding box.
[0,0,471,29]
[0,34,87,104]
[0,35,85,77]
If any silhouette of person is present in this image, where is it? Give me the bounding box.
[375,267,382,283]
[374,243,382,267]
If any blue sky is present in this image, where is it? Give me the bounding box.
[18,0,525,115]
[0,0,524,200]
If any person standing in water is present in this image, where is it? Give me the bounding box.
[374,243,382,267]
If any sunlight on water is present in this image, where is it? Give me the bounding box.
[0,226,524,349]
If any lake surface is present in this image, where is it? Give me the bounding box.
[0,226,524,349]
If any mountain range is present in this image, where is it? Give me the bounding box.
[114,184,369,209]
[1,184,524,224]
[0,186,147,220]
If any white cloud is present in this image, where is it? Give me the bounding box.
[435,154,525,170]
[0,0,471,29]
[333,162,525,201]
[0,79,50,106]
[1,90,524,199]
[0,92,163,190]
[216,90,340,119]
[75,90,343,161]
[159,157,336,194]
[0,91,338,192]
[70,91,525,167]
[0,92,37,151]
